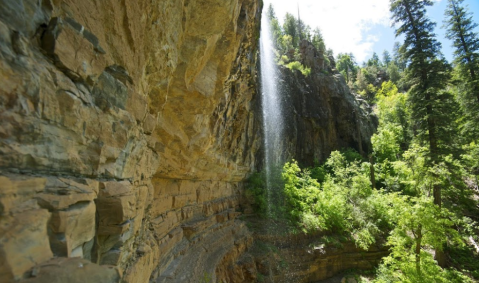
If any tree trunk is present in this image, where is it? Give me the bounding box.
[369,154,376,189]
[415,225,422,275]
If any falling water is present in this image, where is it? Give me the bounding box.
[260,8,284,218]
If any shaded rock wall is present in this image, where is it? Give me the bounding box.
[252,232,388,283]
[0,0,262,282]
[275,40,377,166]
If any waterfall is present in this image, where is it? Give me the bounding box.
[260,6,284,218]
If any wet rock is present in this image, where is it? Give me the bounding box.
[279,62,377,165]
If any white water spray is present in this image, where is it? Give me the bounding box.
[260,7,284,218]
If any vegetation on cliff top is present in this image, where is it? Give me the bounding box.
[251,0,479,281]
[265,4,327,76]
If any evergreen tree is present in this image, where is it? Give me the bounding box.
[444,0,479,135]
[383,50,392,67]
[444,0,479,92]
[266,4,284,51]
[393,42,407,71]
[390,0,453,266]
[390,0,451,163]
[311,28,326,52]
[283,13,299,48]
[387,62,401,84]
[336,53,357,83]
[266,3,276,20]
[368,52,381,67]
[298,19,311,42]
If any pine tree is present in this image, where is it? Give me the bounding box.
[283,13,299,48]
[444,0,479,136]
[368,52,380,67]
[266,4,276,20]
[266,4,284,51]
[336,53,357,83]
[311,28,326,52]
[393,42,407,71]
[383,50,392,67]
[444,0,479,94]
[390,0,453,267]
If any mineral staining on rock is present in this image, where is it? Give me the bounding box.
[0,0,261,282]
[281,40,377,165]
[0,0,375,282]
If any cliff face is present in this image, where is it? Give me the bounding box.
[279,40,377,166]
[0,1,378,282]
[0,0,261,282]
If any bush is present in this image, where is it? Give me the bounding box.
[282,153,395,248]
[245,172,267,216]
[285,61,311,76]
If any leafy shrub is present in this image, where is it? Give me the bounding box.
[282,153,395,248]
[285,61,311,76]
[245,172,267,216]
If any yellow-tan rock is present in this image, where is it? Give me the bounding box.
[0,0,261,282]
[0,0,377,282]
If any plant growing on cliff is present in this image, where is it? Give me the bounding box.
[336,53,358,83]
[285,61,311,76]
[200,272,212,283]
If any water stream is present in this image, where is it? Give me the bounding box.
[259,7,284,219]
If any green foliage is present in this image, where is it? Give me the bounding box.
[386,62,401,84]
[278,71,477,278]
[374,81,410,150]
[283,13,299,48]
[444,0,479,140]
[446,244,479,279]
[285,61,311,76]
[372,123,402,162]
[382,50,392,67]
[444,0,479,88]
[367,52,380,67]
[311,28,326,52]
[374,196,467,283]
[336,53,358,83]
[392,42,407,72]
[261,4,479,281]
[265,3,331,80]
[245,172,267,216]
[277,54,290,66]
[375,251,473,283]
[282,153,396,249]
[391,0,453,162]
[200,272,212,283]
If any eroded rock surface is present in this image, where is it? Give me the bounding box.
[0,0,261,282]
[247,231,388,283]
[0,0,379,282]
[278,40,377,165]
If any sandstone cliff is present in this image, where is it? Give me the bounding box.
[0,1,379,282]
[0,0,261,282]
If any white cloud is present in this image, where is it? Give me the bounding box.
[266,0,391,62]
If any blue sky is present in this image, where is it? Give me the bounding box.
[267,0,479,64]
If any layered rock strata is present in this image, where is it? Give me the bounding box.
[251,232,388,283]
[0,0,261,282]
[0,0,379,282]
